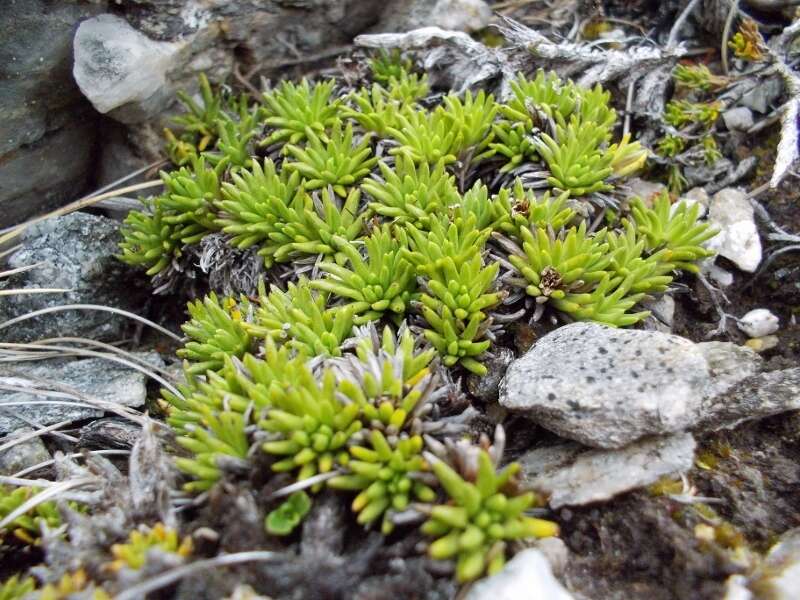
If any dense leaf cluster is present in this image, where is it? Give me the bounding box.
[114,55,717,585]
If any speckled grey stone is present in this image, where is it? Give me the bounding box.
[697,367,800,431]
[0,353,161,434]
[696,341,761,398]
[0,427,51,475]
[500,323,713,447]
[499,323,760,448]
[0,212,147,342]
[519,433,696,508]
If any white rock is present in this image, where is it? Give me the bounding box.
[73,14,181,118]
[723,107,755,131]
[463,549,575,600]
[520,433,696,508]
[738,308,780,338]
[706,188,762,272]
[532,537,569,575]
[679,187,709,217]
[704,262,735,287]
[722,575,753,600]
[499,323,762,448]
[726,528,800,600]
[375,0,491,33]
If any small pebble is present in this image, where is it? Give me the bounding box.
[738,308,779,338]
[745,335,779,353]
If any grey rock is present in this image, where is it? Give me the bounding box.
[697,367,800,431]
[741,76,783,114]
[623,177,667,204]
[684,156,733,188]
[73,14,183,122]
[706,187,762,272]
[466,347,514,402]
[738,308,780,338]
[499,323,761,448]
[641,294,675,332]
[696,341,762,398]
[6,0,395,222]
[532,537,570,576]
[375,0,492,33]
[0,427,51,476]
[500,323,711,447]
[0,0,103,225]
[723,106,755,131]
[463,548,574,600]
[0,353,160,434]
[520,433,696,508]
[0,212,147,342]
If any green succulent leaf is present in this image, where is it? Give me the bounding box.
[629,193,717,271]
[261,79,342,147]
[423,451,559,582]
[0,485,62,546]
[532,120,614,197]
[284,120,378,197]
[178,292,252,375]
[118,199,182,276]
[247,278,354,357]
[159,156,224,243]
[261,368,362,484]
[312,225,417,324]
[405,215,503,374]
[331,322,437,429]
[362,157,460,229]
[0,575,36,600]
[329,431,433,534]
[386,105,461,165]
[265,491,312,536]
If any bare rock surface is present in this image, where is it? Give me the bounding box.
[376,0,491,33]
[706,187,762,273]
[520,433,696,508]
[697,367,800,431]
[0,426,51,475]
[0,0,103,225]
[463,548,575,600]
[73,14,182,121]
[500,323,763,448]
[0,353,160,434]
[0,212,148,343]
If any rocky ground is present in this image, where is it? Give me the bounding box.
[2,1,800,599]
